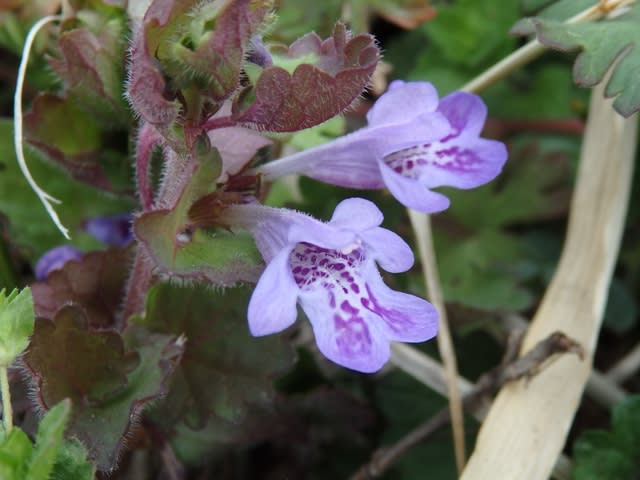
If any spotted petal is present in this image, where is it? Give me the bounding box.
[360,265,438,342]
[437,91,488,139]
[379,160,451,213]
[248,248,299,336]
[300,287,391,373]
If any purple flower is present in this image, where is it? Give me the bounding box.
[227,198,438,372]
[84,214,133,247]
[35,245,82,281]
[257,81,507,213]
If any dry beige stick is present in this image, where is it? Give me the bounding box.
[460,82,638,479]
[406,211,467,473]
[605,341,640,383]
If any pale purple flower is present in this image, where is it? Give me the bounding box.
[257,81,507,213]
[84,213,133,247]
[225,198,438,373]
[35,245,82,280]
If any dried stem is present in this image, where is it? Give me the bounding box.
[353,333,583,480]
[14,15,69,239]
[406,210,466,473]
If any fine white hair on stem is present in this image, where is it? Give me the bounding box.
[14,15,70,240]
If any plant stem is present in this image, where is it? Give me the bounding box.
[460,0,634,94]
[1,367,13,432]
[407,210,466,474]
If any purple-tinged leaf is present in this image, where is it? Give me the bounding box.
[34,245,83,281]
[135,283,295,429]
[23,94,132,192]
[23,305,183,471]
[134,152,263,285]
[49,13,129,127]
[167,0,272,101]
[31,247,134,329]
[232,23,380,132]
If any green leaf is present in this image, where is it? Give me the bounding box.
[135,153,263,286]
[0,119,134,259]
[517,4,640,117]
[426,0,519,68]
[0,428,32,479]
[135,283,295,429]
[27,400,72,480]
[603,277,638,334]
[437,229,533,311]
[572,396,640,479]
[50,440,94,480]
[573,431,634,480]
[0,287,34,366]
[611,396,640,456]
[511,0,595,35]
[23,93,132,192]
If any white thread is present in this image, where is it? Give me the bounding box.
[14,15,70,239]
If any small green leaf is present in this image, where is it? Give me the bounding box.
[0,287,34,366]
[27,400,72,480]
[0,428,32,479]
[135,153,263,286]
[516,4,640,117]
[136,283,295,429]
[50,440,95,480]
[511,0,595,35]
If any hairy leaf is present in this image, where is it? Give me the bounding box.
[31,247,133,329]
[49,8,129,126]
[50,440,94,480]
[27,400,72,480]
[134,153,263,285]
[0,287,34,366]
[513,4,640,117]
[24,306,181,470]
[233,23,379,132]
[136,283,295,429]
[24,306,139,408]
[23,93,132,192]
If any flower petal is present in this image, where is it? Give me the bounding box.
[360,227,414,273]
[248,248,299,335]
[366,81,439,127]
[300,288,391,373]
[437,91,487,139]
[419,138,508,190]
[360,266,439,343]
[34,245,82,281]
[379,161,451,213]
[329,198,383,231]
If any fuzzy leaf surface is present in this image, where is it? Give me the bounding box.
[24,306,181,471]
[136,283,295,429]
[134,153,262,286]
[0,287,34,366]
[233,23,379,131]
[27,400,72,480]
[31,247,133,329]
[513,4,640,117]
[23,93,132,192]
[50,8,129,126]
